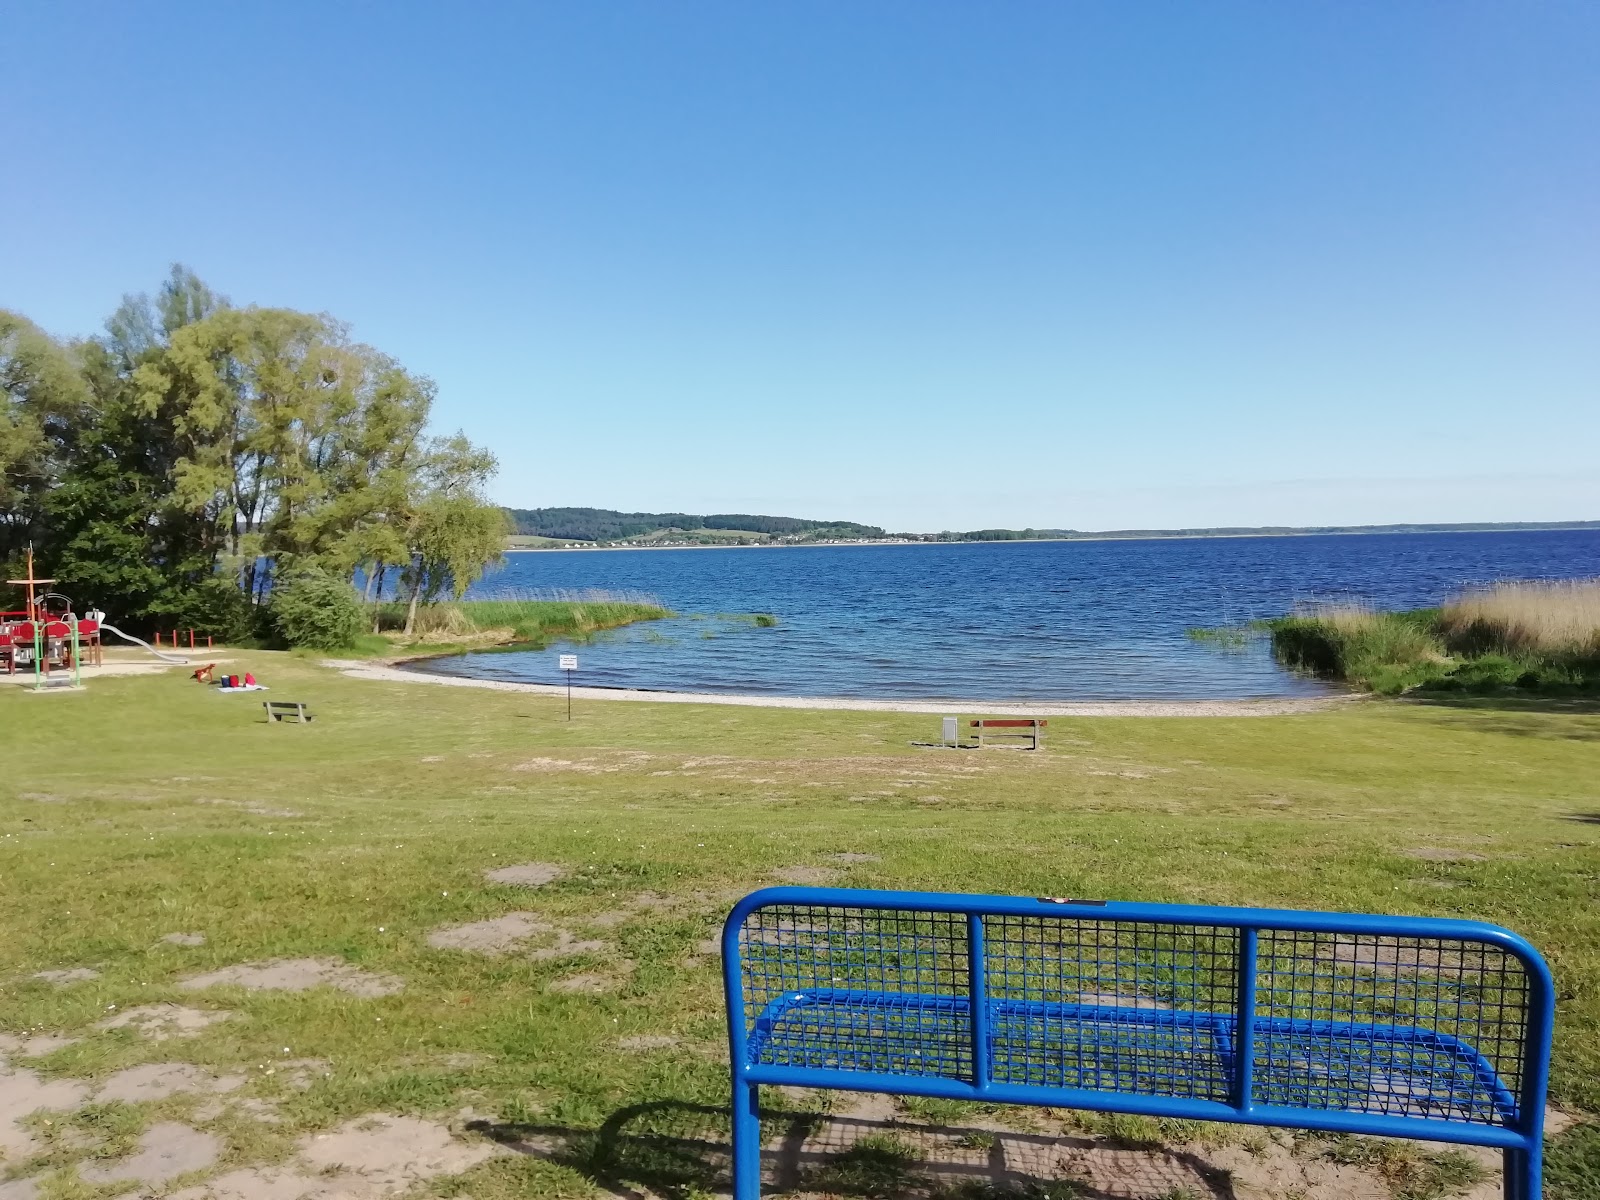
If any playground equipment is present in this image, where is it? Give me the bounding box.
[1,547,188,687]
[98,622,189,664]
[723,887,1554,1200]
[2,552,94,687]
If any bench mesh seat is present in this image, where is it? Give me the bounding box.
[749,990,1517,1124]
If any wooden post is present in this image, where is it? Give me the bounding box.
[189,629,195,649]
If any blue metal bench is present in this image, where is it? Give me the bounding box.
[722,888,1554,1200]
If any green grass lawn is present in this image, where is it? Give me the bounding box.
[2,654,1597,1200]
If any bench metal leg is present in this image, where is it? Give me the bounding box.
[1502,1145,1539,1200]
[730,1079,761,1200]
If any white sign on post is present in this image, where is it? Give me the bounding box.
[558,654,577,720]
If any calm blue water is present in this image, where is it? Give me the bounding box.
[413,530,1600,701]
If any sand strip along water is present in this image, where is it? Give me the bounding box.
[330,660,1353,717]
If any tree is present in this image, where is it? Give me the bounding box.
[136,306,438,603]
[399,435,507,636]
[2,266,502,637]
[0,311,90,571]
[45,267,232,628]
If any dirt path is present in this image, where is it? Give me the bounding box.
[329,660,1353,717]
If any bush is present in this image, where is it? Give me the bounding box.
[164,576,260,644]
[269,569,365,650]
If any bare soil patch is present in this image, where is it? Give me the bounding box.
[79,1122,222,1185]
[162,932,208,946]
[547,972,613,994]
[771,866,840,885]
[197,798,303,818]
[512,756,613,773]
[528,929,608,961]
[1324,937,1463,975]
[296,1113,500,1185]
[95,1003,231,1040]
[0,1058,89,1158]
[426,912,550,955]
[168,1166,322,1200]
[180,958,402,998]
[0,1034,77,1058]
[30,967,99,985]
[1405,846,1489,863]
[483,862,563,887]
[95,1063,245,1103]
[774,1102,1496,1200]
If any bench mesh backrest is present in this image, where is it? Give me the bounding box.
[737,902,1532,1127]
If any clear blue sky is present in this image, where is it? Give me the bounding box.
[5,3,1597,532]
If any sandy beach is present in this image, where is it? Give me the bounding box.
[331,659,1354,716]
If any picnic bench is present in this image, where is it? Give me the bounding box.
[263,700,313,724]
[721,887,1554,1200]
[970,718,1046,749]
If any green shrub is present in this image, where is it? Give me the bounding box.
[145,576,261,643]
[269,569,365,650]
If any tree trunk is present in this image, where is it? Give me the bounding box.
[402,562,420,638]
[369,563,386,633]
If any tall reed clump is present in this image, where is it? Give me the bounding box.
[375,588,670,645]
[1268,581,1600,695]
[1438,579,1600,657]
[1269,605,1446,694]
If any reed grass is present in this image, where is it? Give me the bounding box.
[1266,583,1600,696]
[1439,579,1600,656]
[371,589,670,647]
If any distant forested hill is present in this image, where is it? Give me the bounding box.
[504,509,1600,546]
[504,507,885,541]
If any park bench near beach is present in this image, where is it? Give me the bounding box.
[970,718,1046,749]
[263,700,313,724]
[721,887,1554,1200]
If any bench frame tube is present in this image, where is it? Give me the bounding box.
[723,887,1554,1200]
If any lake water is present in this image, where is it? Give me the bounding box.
[413,530,1600,701]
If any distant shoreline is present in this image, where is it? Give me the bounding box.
[505,523,1600,552]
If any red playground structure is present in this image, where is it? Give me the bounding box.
[1,549,102,687]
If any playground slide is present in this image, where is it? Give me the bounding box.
[98,623,190,664]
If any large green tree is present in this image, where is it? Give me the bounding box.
[398,434,507,635]
[2,265,504,637]
[0,310,91,573]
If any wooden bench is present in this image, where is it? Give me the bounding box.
[722,887,1555,1200]
[263,700,313,724]
[970,718,1046,749]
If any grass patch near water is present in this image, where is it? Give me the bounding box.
[342,592,672,658]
